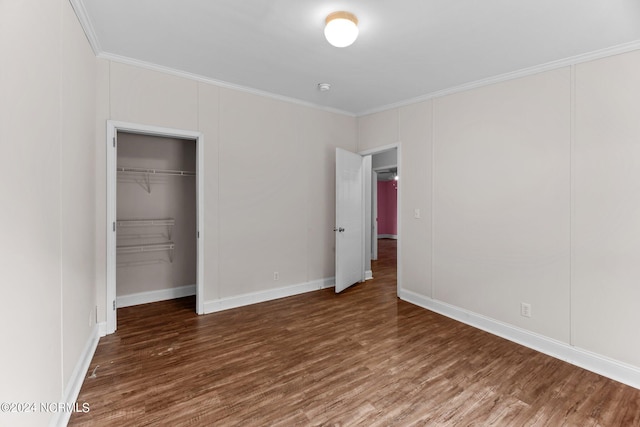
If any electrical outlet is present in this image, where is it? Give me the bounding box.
[521,302,532,318]
[273,272,279,281]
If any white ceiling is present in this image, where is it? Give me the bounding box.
[76,0,640,115]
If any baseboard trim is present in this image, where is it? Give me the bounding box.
[365,270,373,280]
[378,234,398,240]
[117,284,196,308]
[204,277,335,314]
[51,324,100,427]
[400,289,640,390]
[98,322,107,337]
[319,277,336,289]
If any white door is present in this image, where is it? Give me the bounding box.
[335,148,365,293]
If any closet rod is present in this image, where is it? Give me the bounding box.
[117,219,175,227]
[117,167,195,177]
[116,242,175,254]
[117,259,169,268]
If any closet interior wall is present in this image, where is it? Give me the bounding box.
[116,132,197,302]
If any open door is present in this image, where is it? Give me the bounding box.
[335,148,365,293]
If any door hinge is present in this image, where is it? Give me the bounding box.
[113,300,116,310]
[113,222,116,232]
[197,231,200,238]
[113,137,116,148]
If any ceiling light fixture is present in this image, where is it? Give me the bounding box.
[318,83,331,92]
[324,11,359,48]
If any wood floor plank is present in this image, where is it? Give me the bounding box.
[70,240,640,426]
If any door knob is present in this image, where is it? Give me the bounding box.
[334,227,345,232]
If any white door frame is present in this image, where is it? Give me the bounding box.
[371,170,378,261]
[106,120,205,334]
[359,143,401,296]
[363,156,373,280]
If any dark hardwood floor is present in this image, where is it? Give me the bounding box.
[70,239,640,426]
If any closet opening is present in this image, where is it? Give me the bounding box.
[106,121,204,334]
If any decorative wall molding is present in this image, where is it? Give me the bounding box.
[204,278,335,314]
[68,0,101,55]
[70,0,640,118]
[358,40,640,116]
[116,284,196,308]
[98,52,355,118]
[51,324,100,427]
[400,289,640,390]
[69,0,354,117]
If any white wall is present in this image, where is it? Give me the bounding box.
[358,50,640,381]
[433,69,571,342]
[197,83,221,301]
[0,1,97,426]
[218,89,308,296]
[573,50,640,367]
[356,105,433,297]
[398,102,433,296]
[95,62,358,321]
[60,0,98,406]
[301,106,359,281]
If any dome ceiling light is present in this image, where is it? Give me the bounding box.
[324,11,359,48]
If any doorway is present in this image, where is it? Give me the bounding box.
[367,147,399,286]
[335,143,401,296]
[106,121,204,334]
[371,148,398,264]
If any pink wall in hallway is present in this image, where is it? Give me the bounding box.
[377,180,397,236]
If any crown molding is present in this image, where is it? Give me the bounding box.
[69,2,640,119]
[68,0,101,55]
[97,52,356,117]
[356,39,640,116]
[69,0,354,116]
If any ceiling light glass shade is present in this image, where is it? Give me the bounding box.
[324,11,359,48]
